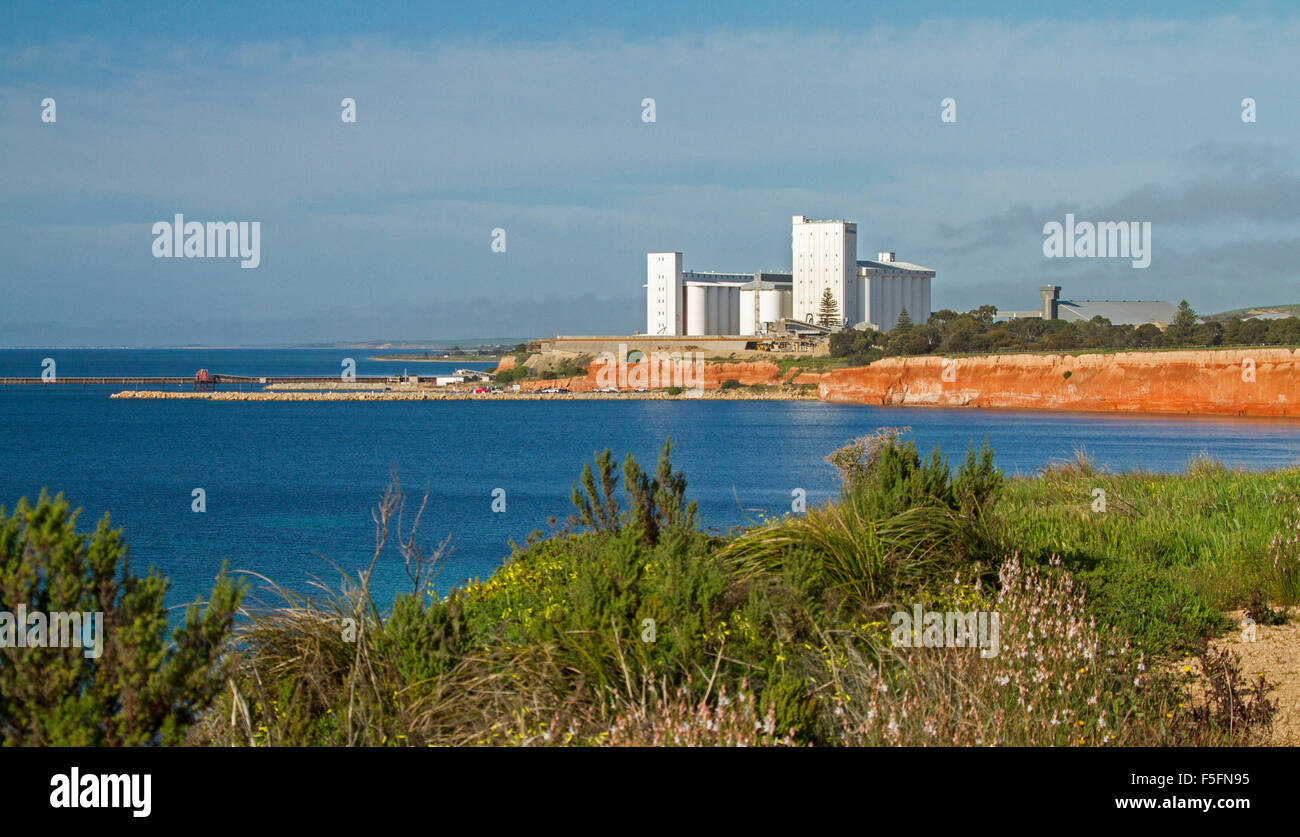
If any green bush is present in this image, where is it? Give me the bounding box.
[206,436,1288,747]
[494,365,529,384]
[570,438,697,547]
[0,491,244,745]
[720,379,741,390]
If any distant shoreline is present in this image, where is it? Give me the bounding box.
[366,354,502,363]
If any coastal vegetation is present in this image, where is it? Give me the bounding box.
[495,351,592,384]
[0,493,244,745]
[830,302,1300,365]
[4,435,1292,746]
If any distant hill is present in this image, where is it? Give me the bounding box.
[1205,304,1300,321]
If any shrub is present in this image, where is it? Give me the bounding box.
[569,438,698,546]
[720,379,741,390]
[823,557,1274,746]
[722,431,1001,606]
[0,491,244,745]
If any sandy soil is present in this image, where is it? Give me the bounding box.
[1180,606,1300,746]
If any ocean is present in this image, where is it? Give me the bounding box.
[3,348,1300,610]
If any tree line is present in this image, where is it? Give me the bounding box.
[830,301,1300,364]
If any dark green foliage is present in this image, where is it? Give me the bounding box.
[827,302,1300,360]
[493,365,529,384]
[382,591,466,684]
[762,675,821,742]
[1165,300,1199,347]
[720,379,741,390]
[0,492,244,745]
[570,439,698,546]
[1077,561,1226,656]
[849,437,953,519]
[570,449,622,535]
[817,288,840,328]
[836,432,1000,522]
[829,328,883,365]
[952,439,1003,517]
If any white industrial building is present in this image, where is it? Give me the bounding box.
[647,215,933,337]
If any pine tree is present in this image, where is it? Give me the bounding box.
[818,288,840,328]
[894,307,913,333]
[1165,300,1199,346]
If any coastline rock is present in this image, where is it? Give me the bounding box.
[818,349,1300,417]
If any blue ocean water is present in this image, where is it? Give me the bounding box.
[3,349,1300,610]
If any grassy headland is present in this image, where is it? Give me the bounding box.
[191,434,1293,747]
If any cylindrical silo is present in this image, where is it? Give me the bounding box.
[685,285,708,336]
[759,288,783,327]
[740,289,758,335]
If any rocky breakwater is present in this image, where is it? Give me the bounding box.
[111,390,458,401]
[109,388,816,402]
[819,348,1300,417]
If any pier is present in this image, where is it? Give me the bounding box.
[0,372,401,389]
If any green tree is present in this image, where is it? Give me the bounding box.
[1165,300,1199,346]
[818,288,840,328]
[570,439,697,546]
[0,492,245,745]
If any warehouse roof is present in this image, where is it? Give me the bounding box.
[857,259,934,273]
[1056,299,1178,326]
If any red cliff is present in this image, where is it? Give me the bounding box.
[818,349,1300,417]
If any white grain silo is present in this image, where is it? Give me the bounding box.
[685,284,708,336]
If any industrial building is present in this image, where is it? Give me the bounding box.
[646,215,934,337]
[998,286,1179,327]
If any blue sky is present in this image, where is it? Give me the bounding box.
[3,1,1300,344]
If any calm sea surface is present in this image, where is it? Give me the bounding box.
[3,349,1300,609]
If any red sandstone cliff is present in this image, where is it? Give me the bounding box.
[519,359,791,392]
[818,349,1300,417]
[512,349,1297,417]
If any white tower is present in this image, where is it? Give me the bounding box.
[792,215,857,328]
[646,252,683,336]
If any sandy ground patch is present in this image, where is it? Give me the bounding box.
[1180,606,1300,746]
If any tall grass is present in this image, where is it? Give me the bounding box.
[997,457,1300,654]
[198,436,1288,746]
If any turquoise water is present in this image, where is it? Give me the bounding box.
[3,349,1300,609]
